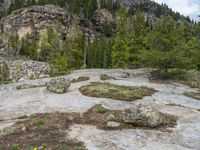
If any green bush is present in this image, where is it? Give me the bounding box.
[34,119,45,126]
[11,144,20,150]
[96,105,108,114]
[0,62,9,84]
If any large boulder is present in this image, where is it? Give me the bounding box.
[123,105,177,128]
[47,77,71,94]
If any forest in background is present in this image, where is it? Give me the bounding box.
[0,0,199,80]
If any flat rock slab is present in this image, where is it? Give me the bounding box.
[0,69,200,149]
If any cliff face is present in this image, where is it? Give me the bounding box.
[0,4,100,58]
[0,5,73,38]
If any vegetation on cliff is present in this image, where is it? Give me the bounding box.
[0,0,199,81]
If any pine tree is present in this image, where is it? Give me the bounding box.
[129,11,147,67]
[111,7,130,68]
[142,16,190,78]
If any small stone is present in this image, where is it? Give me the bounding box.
[27,71,36,80]
[107,121,121,128]
[22,126,26,131]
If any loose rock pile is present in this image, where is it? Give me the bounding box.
[0,60,50,82]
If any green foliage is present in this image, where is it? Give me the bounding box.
[111,7,130,68]
[96,105,108,114]
[66,20,85,69]
[21,37,40,60]
[49,53,68,76]
[129,11,148,67]
[34,118,45,126]
[0,62,9,84]
[142,16,192,78]
[38,23,69,76]
[11,144,20,150]
[1,32,21,57]
[5,0,190,23]
[87,37,113,68]
[3,1,199,80]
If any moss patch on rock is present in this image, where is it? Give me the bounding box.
[71,76,90,83]
[184,92,200,100]
[100,74,116,80]
[79,82,157,101]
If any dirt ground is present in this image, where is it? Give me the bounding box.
[0,105,177,150]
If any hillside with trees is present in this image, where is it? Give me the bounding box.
[0,0,199,80]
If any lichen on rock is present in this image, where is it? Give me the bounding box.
[47,77,71,94]
[122,104,177,128]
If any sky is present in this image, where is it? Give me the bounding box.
[153,0,200,21]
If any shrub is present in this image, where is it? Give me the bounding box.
[34,119,45,126]
[96,105,108,114]
[11,144,20,150]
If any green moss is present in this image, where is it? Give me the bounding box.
[100,74,116,80]
[72,76,90,83]
[79,82,156,101]
[184,92,200,100]
[95,105,108,114]
[0,62,9,85]
[34,119,45,126]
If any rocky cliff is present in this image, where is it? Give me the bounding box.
[0,5,74,38]
[0,4,100,59]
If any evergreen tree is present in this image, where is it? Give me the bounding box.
[129,11,148,67]
[142,16,190,78]
[87,37,113,68]
[111,7,130,68]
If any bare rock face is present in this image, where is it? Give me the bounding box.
[0,60,50,82]
[123,105,177,128]
[92,9,115,33]
[47,77,71,94]
[0,4,99,57]
[0,5,73,39]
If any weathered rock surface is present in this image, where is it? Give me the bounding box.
[0,5,99,58]
[0,5,73,37]
[92,9,115,33]
[47,77,71,94]
[0,60,50,82]
[0,69,200,149]
[123,104,177,127]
